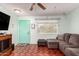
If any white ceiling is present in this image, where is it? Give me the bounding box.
[1,3,79,16]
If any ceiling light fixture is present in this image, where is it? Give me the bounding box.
[14,9,21,13]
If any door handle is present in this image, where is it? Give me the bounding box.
[27,32,30,34]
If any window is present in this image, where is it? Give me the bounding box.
[37,20,58,34]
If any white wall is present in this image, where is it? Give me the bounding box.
[18,15,68,44]
[65,8,79,34]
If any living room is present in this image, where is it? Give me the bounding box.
[0,3,79,56]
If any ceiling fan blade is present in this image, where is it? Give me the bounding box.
[30,3,35,11]
[37,3,46,10]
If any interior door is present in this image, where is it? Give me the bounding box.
[18,20,30,44]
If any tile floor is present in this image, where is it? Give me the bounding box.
[10,44,64,56]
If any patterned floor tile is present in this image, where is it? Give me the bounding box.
[10,44,64,56]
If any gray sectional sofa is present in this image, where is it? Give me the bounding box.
[57,33,79,56]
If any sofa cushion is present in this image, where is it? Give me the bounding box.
[59,41,68,45]
[69,34,79,46]
[64,33,71,43]
[59,43,78,53]
[65,48,79,56]
[56,34,64,41]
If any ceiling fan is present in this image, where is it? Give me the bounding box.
[30,3,46,11]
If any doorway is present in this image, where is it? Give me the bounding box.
[17,20,30,44]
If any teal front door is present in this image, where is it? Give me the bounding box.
[18,20,30,44]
